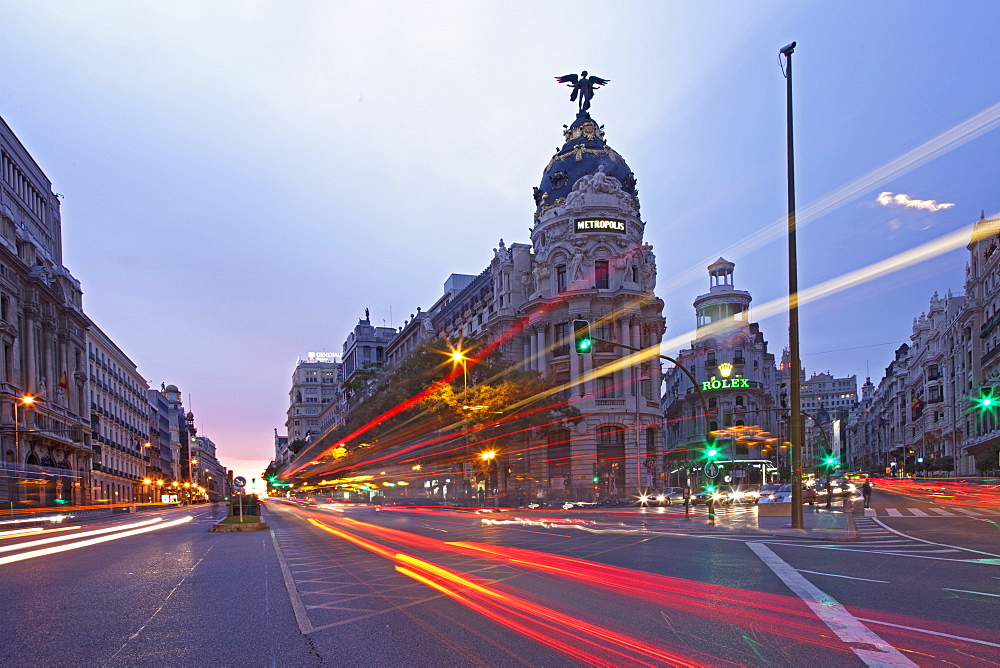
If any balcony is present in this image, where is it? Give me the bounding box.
[595,398,626,407]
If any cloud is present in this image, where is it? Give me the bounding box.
[876,191,955,212]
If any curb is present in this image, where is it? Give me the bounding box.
[210,522,270,532]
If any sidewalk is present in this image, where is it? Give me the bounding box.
[569,502,859,541]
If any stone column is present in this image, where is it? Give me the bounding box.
[523,335,531,372]
[23,304,39,393]
[528,328,538,373]
[536,323,547,377]
[621,318,633,396]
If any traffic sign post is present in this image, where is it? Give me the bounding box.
[233,477,247,522]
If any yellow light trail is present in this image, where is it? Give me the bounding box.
[0,516,192,566]
[0,525,81,540]
[507,218,998,406]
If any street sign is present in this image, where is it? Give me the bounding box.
[233,476,247,488]
[703,462,720,479]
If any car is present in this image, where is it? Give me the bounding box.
[636,487,687,506]
[755,484,781,503]
[815,478,857,498]
[720,485,760,504]
[759,484,816,505]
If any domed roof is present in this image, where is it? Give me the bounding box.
[534,111,637,213]
[164,384,179,393]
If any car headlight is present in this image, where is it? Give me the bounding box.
[731,491,744,500]
[847,484,857,492]
[655,495,665,501]
[711,493,724,501]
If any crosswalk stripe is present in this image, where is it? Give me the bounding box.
[950,508,981,516]
[908,508,929,517]
[929,508,957,516]
[886,508,903,517]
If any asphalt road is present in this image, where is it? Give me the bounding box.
[0,496,997,666]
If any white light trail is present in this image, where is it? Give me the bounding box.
[0,516,192,566]
[656,100,1000,296]
[0,517,165,556]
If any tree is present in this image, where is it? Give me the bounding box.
[288,439,307,455]
[296,342,581,478]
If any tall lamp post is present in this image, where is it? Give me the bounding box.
[779,41,804,529]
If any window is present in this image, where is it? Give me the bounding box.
[631,266,639,283]
[595,260,609,289]
[597,376,614,398]
[708,397,717,409]
[556,265,567,293]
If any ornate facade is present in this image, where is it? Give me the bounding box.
[1,116,92,507]
[661,260,780,479]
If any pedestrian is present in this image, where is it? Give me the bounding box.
[861,480,873,509]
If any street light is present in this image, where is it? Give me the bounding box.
[779,40,805,529]
[10,394,37,504]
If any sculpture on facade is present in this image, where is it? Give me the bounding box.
[555,71,610,113]
[570,250,586,281]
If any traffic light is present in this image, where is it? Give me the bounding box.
[823,455,838,468]
[702,442,719,460]
[573,320,592,353]
[975,390,996,412]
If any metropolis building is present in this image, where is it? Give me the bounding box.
[284,96,667,502]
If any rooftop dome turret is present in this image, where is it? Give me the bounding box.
[533,111,638,215]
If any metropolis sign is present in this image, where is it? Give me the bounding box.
[575,218,626,233]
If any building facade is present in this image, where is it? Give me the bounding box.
[1,115,93,507]
[87,325,150,503]
[661,260,781,479]
[285,354,343,447]
[849,213,1000,476]
[284,106,668,502]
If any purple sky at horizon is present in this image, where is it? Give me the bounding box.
[3,1,999,480]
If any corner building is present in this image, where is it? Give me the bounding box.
[429,110,666,500]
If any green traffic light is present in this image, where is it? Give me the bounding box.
[707,448,718,458]
[592,476,599,483]
[573,320,592,354]
[706,485,715,492]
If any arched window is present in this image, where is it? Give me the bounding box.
[645,427,657,454]
[709,397,717,409]
[735,395,744,407]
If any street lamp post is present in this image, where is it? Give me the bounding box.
[11,395,36,505]
[779,40,805,529]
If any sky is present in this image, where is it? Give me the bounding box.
[3,1,999,480]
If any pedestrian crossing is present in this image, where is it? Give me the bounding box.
[877,506,1000,518]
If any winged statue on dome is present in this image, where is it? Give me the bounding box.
[555,71,610,112]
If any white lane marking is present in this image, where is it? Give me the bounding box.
[271,531,313,634]
[928,508,957,516]
[797,569,889,583]
[950,508,982,516]
[110,541,215,660]
[857,617,1000,648]
[886,508,903,517]
[942,588,1000,598]
[748,542,916,666]
[871,517,1000,558]
[907,509,929,517]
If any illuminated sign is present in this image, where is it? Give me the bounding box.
[702,376,750,391]
[575,218,626,233]
[307,352,342,361]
